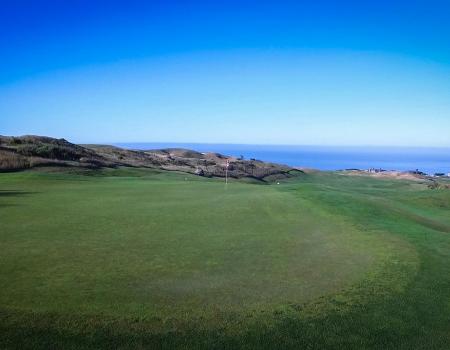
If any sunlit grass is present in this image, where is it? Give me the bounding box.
[0,168,449,349]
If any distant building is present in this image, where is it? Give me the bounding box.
[367,167,385,173]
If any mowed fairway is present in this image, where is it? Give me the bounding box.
[1,169,450,349]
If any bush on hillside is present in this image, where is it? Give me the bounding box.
[0,150,30,170]
[16,144,84,161]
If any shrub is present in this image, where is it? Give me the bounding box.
[16,144,84,161]
[0,150,30,170]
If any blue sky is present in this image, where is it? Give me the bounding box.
[1,0,450,146]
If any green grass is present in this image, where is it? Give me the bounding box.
[0,168,449,349]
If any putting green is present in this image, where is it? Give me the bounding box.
[0,169,416,326]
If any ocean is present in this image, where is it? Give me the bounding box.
[116,143,450,175]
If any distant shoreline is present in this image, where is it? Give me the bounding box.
[116,143,450,175]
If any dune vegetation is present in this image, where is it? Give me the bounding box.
[1,168,450,349]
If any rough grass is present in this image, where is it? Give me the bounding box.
[0,168,449,349]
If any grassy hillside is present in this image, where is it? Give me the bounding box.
[0,169,449,349]
[0,135,301,181]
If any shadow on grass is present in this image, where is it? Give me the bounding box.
[0,190,37,208]
[0,190,37,197]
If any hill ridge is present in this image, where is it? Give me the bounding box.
[0,135,302,181]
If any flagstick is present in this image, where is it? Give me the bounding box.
[225,160,229,188]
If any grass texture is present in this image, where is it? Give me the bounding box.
[1,168,449,349]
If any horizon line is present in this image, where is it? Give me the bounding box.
[108,141,450,150]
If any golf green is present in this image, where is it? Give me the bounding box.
[1,168,449,349]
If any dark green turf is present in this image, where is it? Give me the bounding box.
[1,168,449,349]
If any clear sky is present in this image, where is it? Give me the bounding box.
[1,0,450,146]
